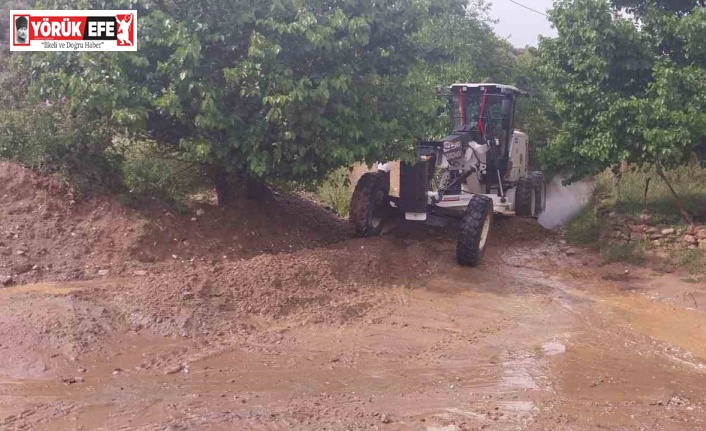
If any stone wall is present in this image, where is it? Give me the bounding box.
[601,209,706,252]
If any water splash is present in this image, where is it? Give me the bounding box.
[539,177,594,229]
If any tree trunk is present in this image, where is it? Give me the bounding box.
[245,174,273,201]
[643,177,651,209]
[615,175,622,204]
[655,163,694,226]
[214,170,236,206]
[214,169,272,206]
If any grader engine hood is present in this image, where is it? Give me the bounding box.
[441,125,475,167]
[439,124,484,170]
[441,124,475,148]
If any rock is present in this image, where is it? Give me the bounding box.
[133,270,148,276]
[164,365,183,375]
[700,240,706,251]
[196,209,205,216]
[0,248,10,256]
[15,250,25,256]
[13,263,33,274]
[649,234,663,240]
[661,228,675,235]
[631,233,647,242]
[646,227,659,234]
[630,224,647,233]
[565,248,578,256]
[684,235,698,244]
[97,269,110,276]
[78,368,87,373]
[654,250,670,260]
[182,291,194,300]
[0,276,13,286]
[696,229,706,240]
[542,342,567,356]
[381,414,392,424]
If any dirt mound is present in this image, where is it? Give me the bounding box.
[103,236,447,339]
[0,162,349,286]
[493,216,556,243]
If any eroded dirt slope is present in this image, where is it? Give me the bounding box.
[0,161,349,285]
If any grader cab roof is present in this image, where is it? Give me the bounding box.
[449,83,526,95]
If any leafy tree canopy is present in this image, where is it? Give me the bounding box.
[538,0,706,181]
[25,0,516,200]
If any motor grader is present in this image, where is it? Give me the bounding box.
[349,83,546,267]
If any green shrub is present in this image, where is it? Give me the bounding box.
[602,242,646,265]
[0,100,122,192]
[315,168,352,217]
[564,205,602,248]
[114,139,207,202]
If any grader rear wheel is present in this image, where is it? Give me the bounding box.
[349,172,390,237]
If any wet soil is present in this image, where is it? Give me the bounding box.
[2,163,706,430]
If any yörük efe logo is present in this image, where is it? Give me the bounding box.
[10,10,137,51]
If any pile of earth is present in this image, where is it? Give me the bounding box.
[0,162,349,285]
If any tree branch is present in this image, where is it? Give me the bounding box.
[655,162,694,226]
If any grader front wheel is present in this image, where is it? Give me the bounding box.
[456,195,494,267]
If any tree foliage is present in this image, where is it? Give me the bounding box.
[1,0,541,203]
[538,0,706,182]
[24,0,515,197]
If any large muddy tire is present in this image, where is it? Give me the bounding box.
[456,195,494,267]
[529,171,546,214]
[515,175,537,217]
[439,170,462,195]
[349,172,390,237]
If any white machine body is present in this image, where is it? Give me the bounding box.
[403,130,530,221]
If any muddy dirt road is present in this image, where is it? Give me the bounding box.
[2,162,706,430]
[3,217,706,431]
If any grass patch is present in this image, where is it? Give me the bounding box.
[673,249,706,275]
[601,242,646,265]
[315,168,352,217]
[599,163,706,224]
[564,205,602,248]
